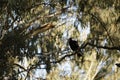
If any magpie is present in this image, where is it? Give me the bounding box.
[68,38,79,51]
[68,38,82,56]
[116,63,120,67]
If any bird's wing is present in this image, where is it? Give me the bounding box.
[73,40,79,47]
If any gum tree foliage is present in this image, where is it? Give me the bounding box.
[0,0,120,79]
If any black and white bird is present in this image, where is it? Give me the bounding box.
[68,38,79,51]
[115,63,120,67]
[68,38,82,56]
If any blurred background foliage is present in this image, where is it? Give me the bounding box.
[0,0,120,79]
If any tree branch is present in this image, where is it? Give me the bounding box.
[54,52,76,63]
[20,6,69,34]
[25,23,55,39]
[13,63,27,71]
[81,42,120,50]
[87,43,120,50]
[54,42,120,63]
[89,13,114,46]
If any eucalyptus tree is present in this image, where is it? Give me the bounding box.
[0,0,119,79]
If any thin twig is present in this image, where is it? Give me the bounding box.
[89,13,114,46]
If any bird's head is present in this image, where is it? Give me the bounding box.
[68,37,72,44]
[68,37,72,41]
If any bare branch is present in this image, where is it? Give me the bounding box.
[81,42,120,50]
[13,63,27,71]
[54,42,120,63]
[87,43,120,50]
[54,52,76,63]
[89,13,114,46]
[25,23,55,39]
